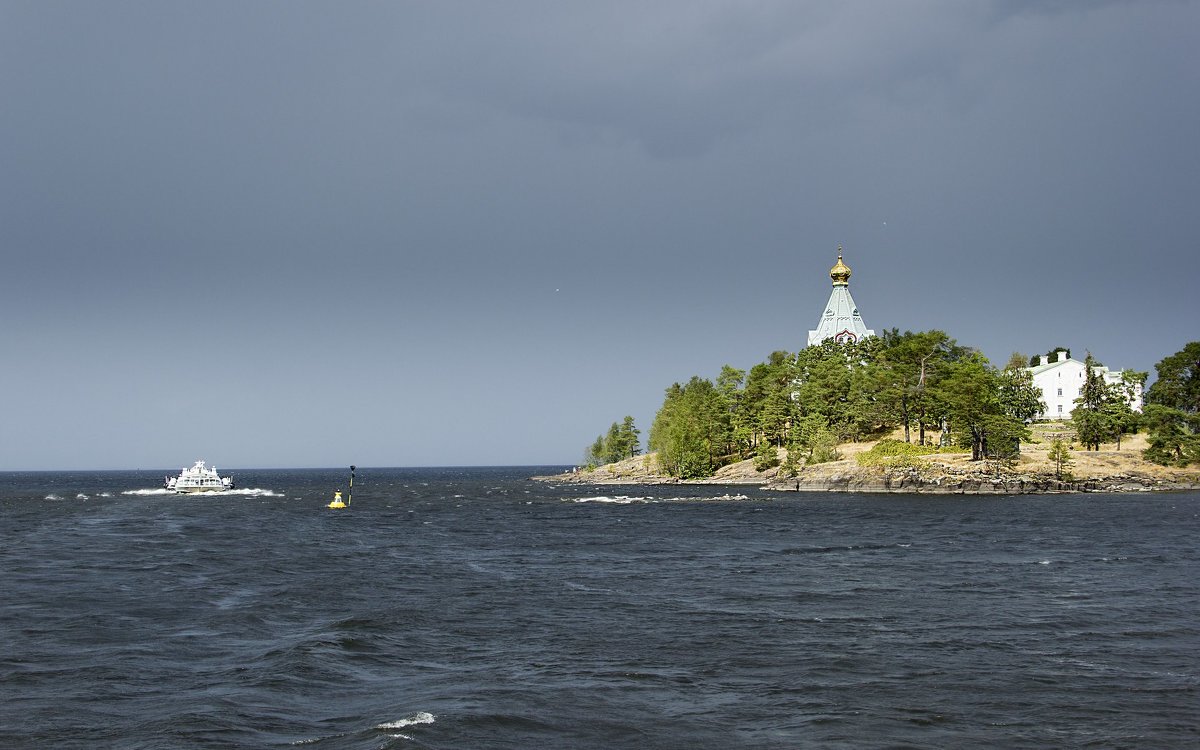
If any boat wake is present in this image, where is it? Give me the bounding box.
[122,488,283,497]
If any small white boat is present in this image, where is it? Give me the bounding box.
[165,460,234,493]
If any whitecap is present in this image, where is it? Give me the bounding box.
[573,495,651,504]
[44,494,63,501]
[376,711,435,730]
[76,493,89,500]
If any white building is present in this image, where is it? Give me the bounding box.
[1025,351,1144,420]
[808,249,875,347]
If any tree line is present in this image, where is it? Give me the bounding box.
[587,335,1197,478]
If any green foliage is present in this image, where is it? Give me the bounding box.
[855,439,938,469]
[1005,352,1030,371]
[1071,353,1137,451]
[1048,439,1073,480]
[1141,342,1199,466]
[872,329,965,445]
[753,439,780,472]
[1145,341,1200,413]
[1030,347,1071,367]
[997,367,1044,423]
[791,413,841,465]
[860,438,940,457]
[938,353,1030,461]
[649,377,728,479]
[640,329,1056,477]
[1141,404,1200,466]
[583,416,641,467]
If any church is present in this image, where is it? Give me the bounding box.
[808,249,875,347]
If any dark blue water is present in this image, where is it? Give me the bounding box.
[2,467,1197,749]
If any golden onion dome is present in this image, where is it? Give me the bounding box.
[830,249,851,286]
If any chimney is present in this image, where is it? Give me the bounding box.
[1040,355,1049,366]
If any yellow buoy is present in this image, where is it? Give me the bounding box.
[328,490,346,509]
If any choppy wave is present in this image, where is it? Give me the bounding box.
[4,468,1197,749]
[376,711,435,730]
[377,712,435,738]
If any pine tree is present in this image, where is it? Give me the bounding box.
[1073,353,1115,451]
[1048,438,1073,480]
[1142,342,1200,465]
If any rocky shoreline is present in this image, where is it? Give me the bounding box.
[533,448,1200,495]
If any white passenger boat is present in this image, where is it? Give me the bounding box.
[165,460,234,493]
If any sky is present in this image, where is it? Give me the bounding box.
[2,1,1197,470]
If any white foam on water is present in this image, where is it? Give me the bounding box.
[572,495,652,504]
[122,487,282,497]
[76,493,89,500]
[44,494,63,501]
[376,711,435,730]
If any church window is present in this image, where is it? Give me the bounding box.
[1057,388,1062,396]
[1057,405,1063,414]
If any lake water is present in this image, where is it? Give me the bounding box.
[2,467,1197,748]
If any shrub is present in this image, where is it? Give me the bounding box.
[856,439,939,469]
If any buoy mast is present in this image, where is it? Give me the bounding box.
[327,465,355,509]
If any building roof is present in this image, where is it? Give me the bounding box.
[807,248,874,346]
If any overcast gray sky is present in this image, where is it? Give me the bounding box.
[2,1,1197,470]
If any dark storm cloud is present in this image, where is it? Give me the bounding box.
[1,1,1196,468]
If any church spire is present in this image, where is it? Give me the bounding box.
[807,247,875,347]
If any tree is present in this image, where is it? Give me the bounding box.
[1030,347,1071,366]
[937,353,1029,461]
[1099,392,1137,450]
[997,365,1044,423]
[1048,439,1073,480]
[1073,353,1118,451]
[583,416,641,467]
[583,435,606,468]
[649,377,727,478]
[742,352,795,450]
[794,340,877,442]
[1142,342,1200,466]
[1142,404,1200,466]
[754,437,780,471]
[716,365,748,458]
[1145,342,1200,413]
[872,329,965,445]
[613,416,641,460]
[1005,352,1030,371]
